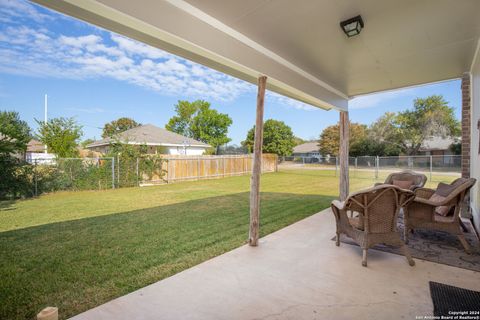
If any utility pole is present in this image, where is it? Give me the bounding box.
[44,94,48,154]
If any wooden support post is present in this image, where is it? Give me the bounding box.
[249,75,267,246]
[339,111,349,201]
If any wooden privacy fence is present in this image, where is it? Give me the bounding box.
[161,154,278,183]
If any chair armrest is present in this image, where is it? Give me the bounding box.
[414,187,435,199]
[374,182,385,187]
[413,196,455,207]
[331,200,346,210]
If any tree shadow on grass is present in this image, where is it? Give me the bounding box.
[0,200,16,211]
[0,191,335,320]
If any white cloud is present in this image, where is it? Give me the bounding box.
[0,0,51,23]
[0,24,251,101]
[267,92,317,111]
[0,0,320,111]
[349,88,417,110]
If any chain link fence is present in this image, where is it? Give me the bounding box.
[0,156,169,199]
[1,154,279,199]
[279,155,461,181]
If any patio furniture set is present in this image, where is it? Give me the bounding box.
[331,170,477,267]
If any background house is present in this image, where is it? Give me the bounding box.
[86,124,210,155]
[292,142,321,158]
[25,139,56,163]
[418,137,458,157]
[416,136,460,166]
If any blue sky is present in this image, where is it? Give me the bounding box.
[0,0,461,145]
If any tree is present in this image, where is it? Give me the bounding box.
[166,100,232,152]
[0,111,31,155]
[318,122,367,156]
[349,138,400,157]
[102,117,140,138]
[36,117,83,157]
[450,141,461,155]
[394,95,460,155]
[80,138,95,149]
[367,96,460,155]
[242,119,295,156]
[293,136,306,146]
[0,111,32,199]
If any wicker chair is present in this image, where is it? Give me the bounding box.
[404,178,477,254]
[374,170,427,191]
[331,185,416,267]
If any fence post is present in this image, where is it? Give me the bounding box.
[197,157,200,180]
[354,157,358,178]
[223,156,226,177]
[136,157,140,186]
[167,159,171,183]
[375,156,379,179]
[111,157,115,189]
[430,155,433,181]
[34,159,38,197]
[117,155,120,187]
[335,157,338,177]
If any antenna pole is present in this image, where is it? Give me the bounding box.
[44,94,48,154]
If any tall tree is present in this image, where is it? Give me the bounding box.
[0,111,31,199]
[102,117,140,138]
[395,95,460,155]
[36,117,83,157]
[293,136,306,146]
[242,119,295,156]
[318,122,367,156]
[0,111,31,155]
[166,100,232,152]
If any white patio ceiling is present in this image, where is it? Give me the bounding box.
[33,0,480,111]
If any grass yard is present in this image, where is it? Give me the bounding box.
[0,169,458,319]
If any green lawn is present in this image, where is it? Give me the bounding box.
[0,169,458,319]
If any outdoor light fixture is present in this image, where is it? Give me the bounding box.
[340,15,364,37]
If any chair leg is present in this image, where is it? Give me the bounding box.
[362,249,368,267]
[401,244,415,266]
[459,219,469,233]
[335,232,340,246]
[404,227,409,244]
[457,234,472,254]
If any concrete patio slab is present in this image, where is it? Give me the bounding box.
[71,208,480,320]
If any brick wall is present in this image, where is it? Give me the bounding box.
[461,73,471,179]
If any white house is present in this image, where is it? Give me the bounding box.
[86,124,211,156]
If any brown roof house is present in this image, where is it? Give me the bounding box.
[86,124,211,156]
[292,142,321,158]
[27,139,46,153]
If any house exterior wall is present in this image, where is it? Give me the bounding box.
[470,53,480,232]
[166,146,207,156]
[292,152,320,158]
[89,145,207,156]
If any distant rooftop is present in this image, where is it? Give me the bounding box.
[27,139,45,153]
[86,124,210,148]
[420,136,458,151]
[292,142,319,154]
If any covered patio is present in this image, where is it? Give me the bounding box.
[70,209,480,320]
[31,0,480,318]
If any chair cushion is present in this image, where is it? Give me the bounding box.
[436,182,457,197]
[434,214,455,223]
[393,179,414,190]
[430,182,456,216]
[349,217,364,230]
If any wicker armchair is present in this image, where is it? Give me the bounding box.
[374,170,427,191]
[331,185,416,267]
[404,178,477,253]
